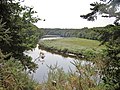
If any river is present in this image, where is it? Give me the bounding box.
[25,37,93,83]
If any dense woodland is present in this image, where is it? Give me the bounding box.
[41,25,113,40]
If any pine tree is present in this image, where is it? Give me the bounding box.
[80,0,120,89]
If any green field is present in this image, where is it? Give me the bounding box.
[39,38,105,57]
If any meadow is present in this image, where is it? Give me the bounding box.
[39,38,105,59]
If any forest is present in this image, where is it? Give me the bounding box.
[41,25,113,40]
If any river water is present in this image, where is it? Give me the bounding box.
[25,38,92,83]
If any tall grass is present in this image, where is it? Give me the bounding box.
[40,38,104,51]
[0,52,38,90]
[36,60,106,90]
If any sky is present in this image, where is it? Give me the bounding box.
[22,0,115,29]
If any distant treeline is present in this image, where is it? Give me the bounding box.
[40,26,106,40]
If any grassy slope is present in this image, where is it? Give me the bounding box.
[39,38,104,54]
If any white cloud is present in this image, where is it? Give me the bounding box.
[22,0,115,28]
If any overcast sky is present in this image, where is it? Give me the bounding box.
[22,0,115,29]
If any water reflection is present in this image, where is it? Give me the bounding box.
[25,44,92,83]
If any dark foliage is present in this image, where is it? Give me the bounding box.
[80,0,120,89]
[0,0,41,71]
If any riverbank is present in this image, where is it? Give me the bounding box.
[39,38,105,59]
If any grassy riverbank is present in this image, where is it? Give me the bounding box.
[39,38,105,59]
[38,38,106,90]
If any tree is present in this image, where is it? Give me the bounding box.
[80,0,120,25]
[0,0,41,70]
[0,0,42,89]
[80,0,120,90]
